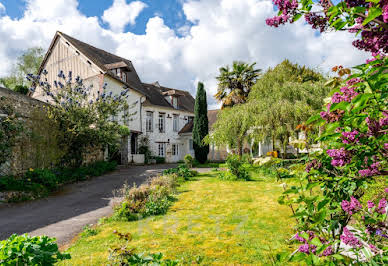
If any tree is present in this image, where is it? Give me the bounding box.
[206,104,252,157]
[28,70,133,166]
[247,60,328,158]
[215,61,261,109]
[192,82,209,164]
[266,0,387,55]
[0,47,44,94]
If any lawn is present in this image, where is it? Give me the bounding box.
[59,168,296,265]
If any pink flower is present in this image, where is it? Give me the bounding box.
[385,188,388,193]
[341,227,362,248]
[327,148,351,167]
[341,197,362,215]
[377,198,387,214]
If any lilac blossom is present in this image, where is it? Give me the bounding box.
[321,246,333,256]
[341,130,359,144]
[341,197,362,215]
[326,148,351,167]
[298,244,317,254]
[377,198,387,214]
[340,227,362,248]
[359,161,381,177]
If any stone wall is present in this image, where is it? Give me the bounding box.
[0,87,103,176]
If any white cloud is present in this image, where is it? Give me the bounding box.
[0,0,370,108]
[102,0,147,33]
[0,2,5,14]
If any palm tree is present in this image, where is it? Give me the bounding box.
[215,61,261,109]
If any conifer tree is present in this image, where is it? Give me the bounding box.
[193,82,209,164]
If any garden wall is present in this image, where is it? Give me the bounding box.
[0,87,103,176]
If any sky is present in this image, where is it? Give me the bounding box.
[0,0,369,109]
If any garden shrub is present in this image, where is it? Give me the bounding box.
[80,225,99,237]
[163,165,196,180]
[153,156,166,164]
[225,154,250,180]
[184,154,194,168]
[241,153,253,164]
[24,169,58,192]
[0,234,70,265]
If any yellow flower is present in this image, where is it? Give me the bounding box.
[27,179,31,182]
[29,168,34,172]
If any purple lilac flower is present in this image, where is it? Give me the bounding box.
[377,198,387,214]
[385,188,388,193]
[366,117,381,137]
[331,92,343,103]
[321,246,333,256]
[340,227,362,248]
[294,232,305,242]
[367,200,375,210]
[305,159,322,173]
[327,148,351,167]
[341,197,362,215]
[346,78,361,86]
[341,130,359,144]
[379,111,388,127]
[298,244,317,254]
[340,86,358,102]
[359,162,381,177]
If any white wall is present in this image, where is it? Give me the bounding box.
[141,105,194,163]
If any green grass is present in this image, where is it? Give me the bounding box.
[59,169,296,265]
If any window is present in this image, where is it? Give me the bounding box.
[122,72,127,82]
[173,114,179,132]
[158,113,165,133]
[172,144,178,156]
[117,68,121,77]
[146,111,153,132]
[172,96,178,109]
[158,143,165,157]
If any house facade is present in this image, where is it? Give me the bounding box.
[33,31,195,163]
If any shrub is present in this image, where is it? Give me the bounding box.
[241,153,253,164]
[24,169,58,192]
[153,156,166,164]
[143,196,171,216]
[184,154,194,168]
[0,234,70,265]
[225,155,250,180]
[163,165,196,180]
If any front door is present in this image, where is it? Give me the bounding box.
[130,133,137,154]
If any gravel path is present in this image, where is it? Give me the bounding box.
[0,164,176,246]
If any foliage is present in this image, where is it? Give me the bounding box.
[247,60,328,157]
[112,174,179,221]
[241,153,253,164]
[80,225,99,237]
[0,234,70,265]
[29,70,133,166]
[183,154,194,168]
[108,231,178,266]
[163,164,196,180]
[0,161,117,202]
[0,97,23,167]
[266,0,387,55]
[153,156,165,164]
[275,57,388,264]
[193,82,209,164]
[215,61,261,108]
[224,154,250,180]
[206,104,252,157]
[0,47,44,93]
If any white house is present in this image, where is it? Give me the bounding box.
[33,31,195,163]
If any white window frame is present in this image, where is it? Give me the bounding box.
[146,111,153,132]
[172,96,178,109]
[173,114,179,132]
[158,113,165,133]
[172,144,178,156]
[158,143,165,157]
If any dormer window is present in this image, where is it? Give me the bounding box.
[171,96,178,109]
[113,68,127,82]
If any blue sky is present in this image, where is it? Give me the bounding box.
[1,0,191,35]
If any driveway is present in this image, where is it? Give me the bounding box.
[0,164,176,246]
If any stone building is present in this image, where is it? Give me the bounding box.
[33,31,195,163]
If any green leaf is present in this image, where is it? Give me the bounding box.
[311,237,322,247]
[306,114,321,125]
[332,18,347,30]
[362,7,382,25]
[293,13,302,22]
[330,101,350,112]
[318,199,330,211]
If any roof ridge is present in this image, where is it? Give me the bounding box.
[58,31,131,64]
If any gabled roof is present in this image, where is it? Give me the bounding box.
[178,121,193,134]
[142,83,195,113]
[208,109,220,129]
[39,31,195,112]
